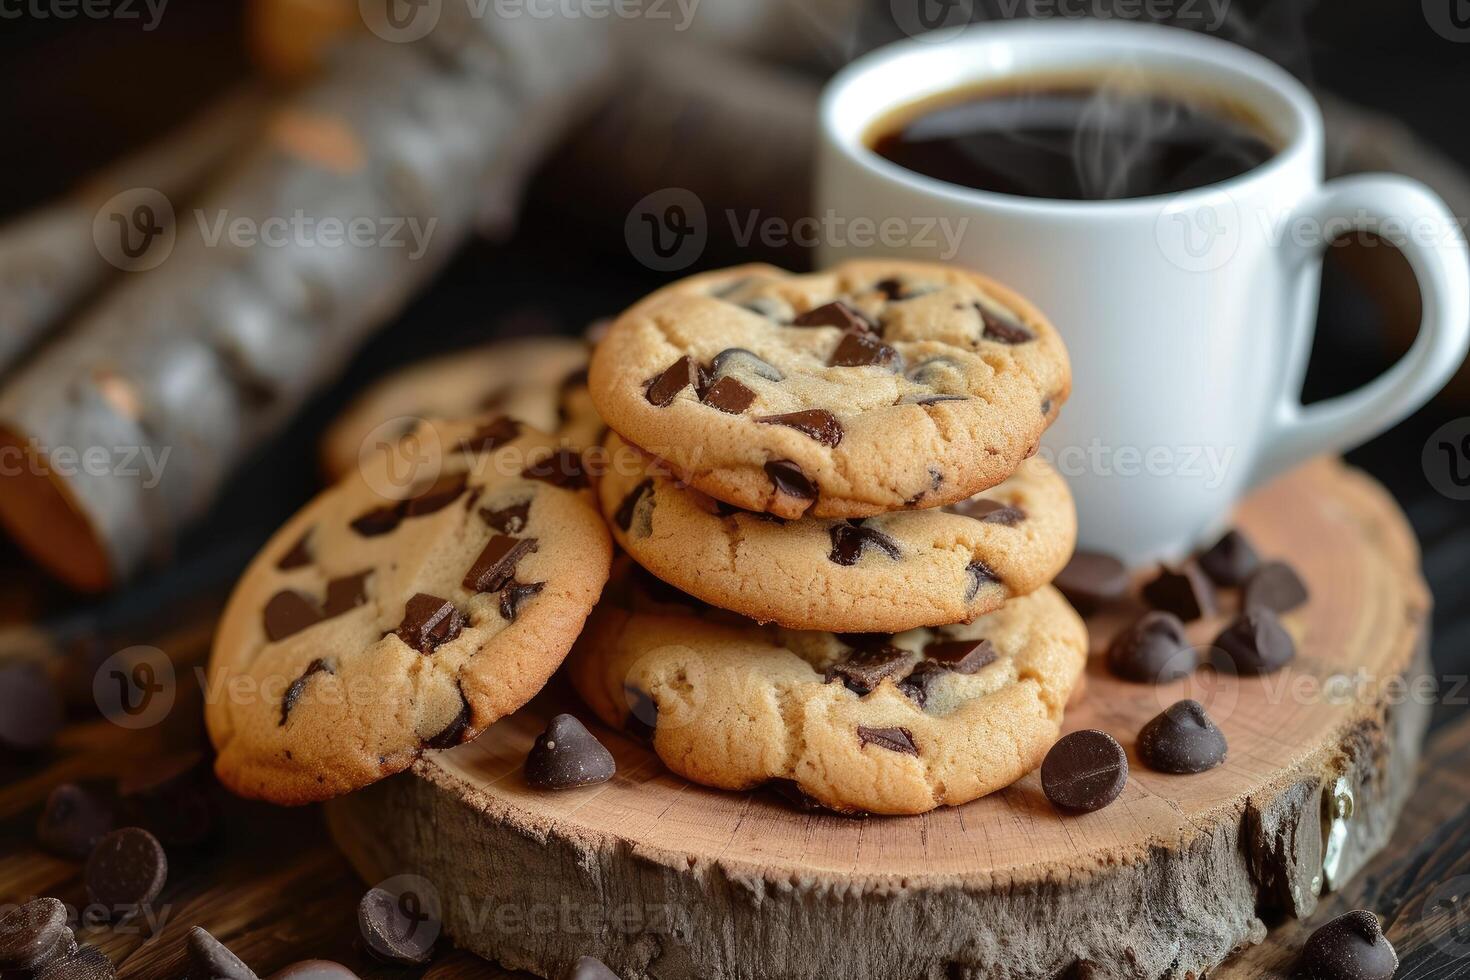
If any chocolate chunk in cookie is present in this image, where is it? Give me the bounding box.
[392,594,465,655]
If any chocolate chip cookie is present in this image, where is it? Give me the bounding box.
[599,432,1075,632]
[567,559,1087,815]
[320,336,602,480]
[208,415,612,804]
[588,261,1071,519]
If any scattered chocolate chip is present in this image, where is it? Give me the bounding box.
[923,638,997,673]
[645,355,702,407]
[1212,608,1295,675]
[623,686,658,739]
[829,331,902,371]
[38,781,116,860]
[1042,730,1128,813]
[792,301,869,332]
[348,505,402,538]
[825,645,911,696]
[263,590,324,642]
[964,558,1000,602]
[948,498,1026,525]
[1141,564,1217,622]
[523,449,588,489]
[1106,611,1196,683]
[35,945,113,980]
[525,714,615,790]
[84,827,167,919]
[185,926,257,980]
[764,459,817,502]
[1196,529,1259,587]
[0,662,63,753]
[280,660,331,725]
[480,499,531,534]
[828,521,901,566]
[1054,551,1129,614]
[322,571,371,618]
[267,961,360,979]
[1297,910,1397,980]
[709,347,783,383]
[392,594,464,654]
[756,409,843,447]
[701,376,756,414]
[614,480,653,533]
[464,535,539,593]
[457,416,521,453]
[0,898,76,971]
[565,957,622,980]
[976,303,1035,343]
[424,691,472,750]
[358,884,439,967]
[1137,699,1227,774]
[276,529,314,570]
[499,582,545,622]
[402,472,468,517]
[856,725,918,756]
[1243,560,1309,614]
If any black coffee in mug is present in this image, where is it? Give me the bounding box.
[868,76,1277,201]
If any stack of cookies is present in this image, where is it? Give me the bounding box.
[203,257,1086,817]
[572,259,1087,814]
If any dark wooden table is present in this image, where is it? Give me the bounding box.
[1,587,1467,980]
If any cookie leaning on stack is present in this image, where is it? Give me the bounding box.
[579,259,1086,814]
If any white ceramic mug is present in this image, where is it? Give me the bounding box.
[816,20,1470,565]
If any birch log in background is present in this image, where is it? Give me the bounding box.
[0,86,271,372]
[0,9,615,591]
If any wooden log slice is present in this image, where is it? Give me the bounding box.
[325,459,1432,980]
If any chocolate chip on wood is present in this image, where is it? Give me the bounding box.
[0,898,77,972]
[1212,608,1296,675]
[1196,528,1259,587]
[1296,910,1397,980]
[1106,612,1195,683]
[185,927,258,980]
[1243,560,1310,613]
[37,782,117,860]
[1053,551,1128,615]
[1141,563,1217,621]
[525,715,616,790]
[1041,730,1128,813]
[1137,700,1227,774]
[358,885,440,966]
[35,945,114,980]
[84,827,168,919]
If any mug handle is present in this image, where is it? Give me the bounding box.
[1250,173,1470,489]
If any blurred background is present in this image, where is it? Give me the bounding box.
[0,0,1465,722]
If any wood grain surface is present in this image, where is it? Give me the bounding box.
[325,460,1436,979]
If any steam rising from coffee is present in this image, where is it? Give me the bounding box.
[870,69,1277,201]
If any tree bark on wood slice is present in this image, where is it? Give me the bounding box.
[325,459,1433,980]
[0,13,615,592]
